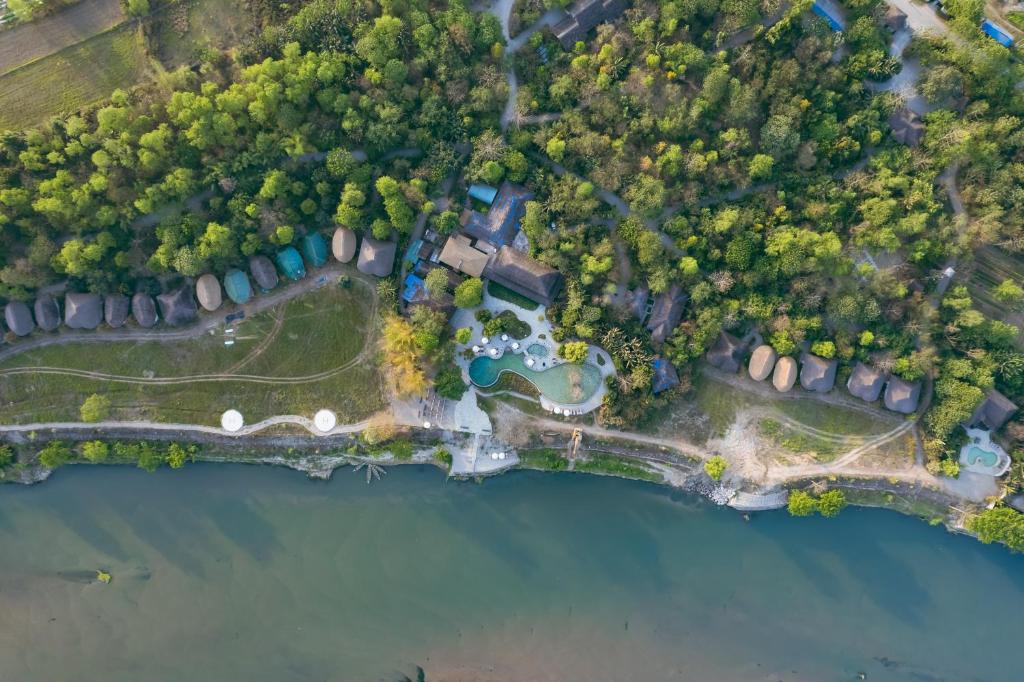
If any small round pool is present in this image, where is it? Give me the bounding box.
[469,353,601,405]
[527,343,548,357]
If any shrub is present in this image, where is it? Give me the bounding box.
[704,455,727,481]
[80,394,111,422]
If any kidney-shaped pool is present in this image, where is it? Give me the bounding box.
[469,353,602,405]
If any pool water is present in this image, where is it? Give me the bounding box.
[469,353,601,404]
[966,445,998,468]
[527,343,548,357]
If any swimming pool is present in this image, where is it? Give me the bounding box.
[469,353,602,405]
[964,445,998,468]
[527,343,548,357]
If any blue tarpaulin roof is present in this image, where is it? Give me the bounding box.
[276,246,306,281]
[402,273,426,303]
[468,183,498,205]
[301,232,328,268]
[223,269,252,304]
[982,20,1014,48]
[812,2,844,31]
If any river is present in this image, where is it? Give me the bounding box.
[0,464,1020,681]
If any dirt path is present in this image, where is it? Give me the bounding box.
[0,0,124,76]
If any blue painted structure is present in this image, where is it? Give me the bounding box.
[812,2,844,31]
[981,20,1014,48]
[402,273,427,303]
[223,269,252,304]
[468,183,498,205]
[651,358,680,394]
[276,246,306,281]
[300,232,328,268]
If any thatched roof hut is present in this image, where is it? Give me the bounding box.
[646,284,687,345]
[249,255,279,291]
[652,357,680,394]
[332,227,357,263]
[223,269,252,305]
[4,301,34,336]
[481,245,562,306]
[104,294,130,328]
[357,238,398,278]
[64,292,103,330]
[132,293,157,328]
[884,376,921,414]
[889,107,924,147]
[439,233,489,277]
[157,287,198,327]
[34,294,60,332]
[196,274,223,312]
[748,345,778,382]
[706,332,743,373]
[969,390,1018,431]
[773,356,797,392]
[846,363,885,402]
[800,354,837,393]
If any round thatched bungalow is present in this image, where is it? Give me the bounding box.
[157,287,198,327]
[104,294,130,328]
[847,362,886,403]
[132,293,158,328]
[64,292,103,330]
[884,377,921,414]
[249,255,279,291]
[332,227,357,263]
[276,246,306,281]
[301,232,328,268]
[34,294,60,332]
[356,238,397,278]
[223,269,252,304]
[748,345,777,382]
[772,356,797,392]
[5,301,34,336]
[800,354,838,393]
[196,274,223,312]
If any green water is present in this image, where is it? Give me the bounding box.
[966,445,998,468]
[469,353,601,404]
[1,465,1022,681]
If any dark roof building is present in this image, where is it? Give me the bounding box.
[889,107,925,147]
[5,301,34,336]
[652,357,680,394]
[34,294,60,332]
[250,255,279,291]
[439,234,490,278]
[552,0,628,49]
[706,332,743,373]
[626,285,650,321]
[157,287,198,327]
[800,353,838,393]
[104,294,130,328]
[646,284,686,345]
[461,182,533,248]
[482,246,563,306]
[883,5,907,32]
[64,292,103,330]
[132,293,157,328]
[846,362,886,402]
[884,376,921,414]
[970,390,1018,431]
[357,238,397,277]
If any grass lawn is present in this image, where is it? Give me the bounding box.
[518,447,569,471]
[0,23,151,129]
[760,418,841,462]
[576,451,661,482]
[773,397,898,437]
[0,282,383,425]
[147,0,255,68]
[487,281,539,311]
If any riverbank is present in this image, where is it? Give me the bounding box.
[0,422,989,550]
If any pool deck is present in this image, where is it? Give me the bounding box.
[451,290,615,416]
[959,427,1011,477]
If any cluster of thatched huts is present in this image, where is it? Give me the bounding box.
[1,228,396,339]
[705,332,922,414]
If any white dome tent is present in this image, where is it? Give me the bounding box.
[221,409,244,433]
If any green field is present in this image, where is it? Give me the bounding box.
[147,0,254,68]
[0,23,151,129]
[0,281,384,425]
